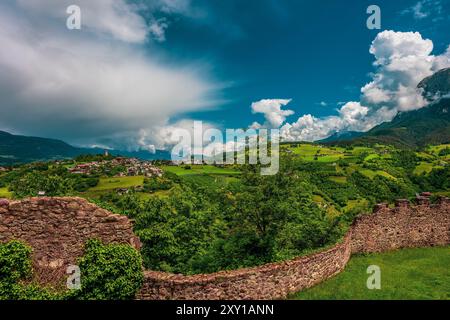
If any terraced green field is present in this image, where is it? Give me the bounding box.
[344,199,369,212]
[328,176,347,184]
[89,176,145,191]
[358,169,396,180]
[291,246,450,300]
[414,162,435,175]
[364,154,379,161]
[428,144,450,156]
[161,165,239,176]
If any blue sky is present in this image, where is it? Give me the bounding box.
[155,0,450,128]
[0,0,449,150]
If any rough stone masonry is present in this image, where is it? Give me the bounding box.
[0,195,449,299]
[0,197,140,284]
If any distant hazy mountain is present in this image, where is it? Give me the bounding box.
[355,98,450,147]
[0,131,171,165]
[318,131,365,143]
[324,68,450,147]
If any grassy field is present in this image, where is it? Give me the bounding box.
[344,199,369,212]
[329,176,347,184]
[161,165,239,176]
[285,145,450,180]
[358,169,396,180]
[364,154,379,162]
[0,187,12,198]
[291,246,450,300]
[414,162,434,175]
[289,144,346,162]
[89,176,144,191]
[428,144,450,156]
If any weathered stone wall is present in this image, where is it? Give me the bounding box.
[351,197,450,253]
[0,195,448,299]
[0,197,140,284]
[139,232,353,300]
[138,196,450,300]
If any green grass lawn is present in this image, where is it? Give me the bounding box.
[89,176,144,191]
[291,246,450,300]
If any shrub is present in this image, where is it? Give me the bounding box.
[71,239,144,300]
[4,284,60,300]
[0,240,56,300]
[0,241,32,286]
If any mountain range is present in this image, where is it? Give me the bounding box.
[0,131,170,165]
[1,69,449,165]
[322,68,450,147]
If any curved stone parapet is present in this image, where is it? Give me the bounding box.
[0,195,449,299]
[139,196,450,300]
[138,232,353,300]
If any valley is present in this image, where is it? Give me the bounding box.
[1,141,449,279]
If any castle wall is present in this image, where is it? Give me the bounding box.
[139,232,353,300]
[0,197,140,284]
[351,198,450,254]
[0,196,448,299]
[138,197,450,300]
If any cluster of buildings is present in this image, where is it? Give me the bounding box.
[0,167,8,172]
[114,157,163,177]
[69,162,101,175]
[170,159,205,166]
[69,157,163,178]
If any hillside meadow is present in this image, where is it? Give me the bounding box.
[0,143,449,277]
[291,246,450,300]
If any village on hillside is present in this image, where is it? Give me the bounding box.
[68,156,163,178]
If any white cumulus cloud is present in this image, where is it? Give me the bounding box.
[279,30,450,142]
[251,99,294,128]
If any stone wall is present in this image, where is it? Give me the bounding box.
[139,232,353,300]
[351,197,450,254]
[0,195,448,299]
[0,197,140,284]
[138,196,450,300]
